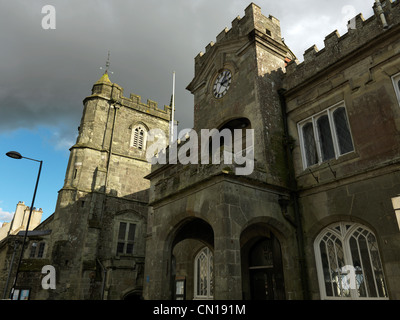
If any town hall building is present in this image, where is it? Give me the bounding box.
[1,1,400,300]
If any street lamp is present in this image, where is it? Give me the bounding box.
[5,151,43,299]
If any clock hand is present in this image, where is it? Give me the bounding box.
[218,83,227,94]
[220,73,230,87]
[221,73,228,84]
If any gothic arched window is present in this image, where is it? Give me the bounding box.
[314,222,388,299]
[131,125,147,151]
[194,247,214,300]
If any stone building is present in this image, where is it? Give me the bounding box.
[283,0,400,299]
[143,1,400,300]
[0,71,171,300]
[0,202,43,241]
[1,0,400,300]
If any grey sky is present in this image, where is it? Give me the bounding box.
[0,0,375,149]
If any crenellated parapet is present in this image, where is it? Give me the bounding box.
[193,3,285,72]
[118,91,171,121]
[86,72,171,121]
[285,0,400,90]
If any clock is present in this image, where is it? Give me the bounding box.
[213,69,232,99]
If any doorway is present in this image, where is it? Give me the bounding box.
[170,218,214,300]
[241,228,285,300]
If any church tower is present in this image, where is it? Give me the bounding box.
[48,71,171,299]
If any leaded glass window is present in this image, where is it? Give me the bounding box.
[302,122,318,167]
[315,222,388,300]
[317,115,335,161]
[298,102,354,169]
[333,107,354,155]
[194,247,214,300]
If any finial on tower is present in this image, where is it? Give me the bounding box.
[100,51,113,75]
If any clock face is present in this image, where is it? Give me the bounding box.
[213,69,232,99]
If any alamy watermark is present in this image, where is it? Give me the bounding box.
[146,124,255,176]
[41,265,56,289]
[41,4,360,31]
[41,5,56,30]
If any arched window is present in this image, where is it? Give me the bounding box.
[131,125,147,150]
[314,222,388,299]
[194,247,214,300]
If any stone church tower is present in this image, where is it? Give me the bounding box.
[47,71,171,299]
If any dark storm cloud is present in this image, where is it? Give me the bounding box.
[0,0,375,146]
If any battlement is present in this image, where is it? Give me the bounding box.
[194,3,283,68]
[87,73,171,121]
[285,0,400,90]
[118,91,171,121]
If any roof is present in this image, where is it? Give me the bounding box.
[16,230,52,237]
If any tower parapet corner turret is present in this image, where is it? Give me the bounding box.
[193,3,285,71]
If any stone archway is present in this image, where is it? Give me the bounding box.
[171,218,214,249]
[165,218,215,300]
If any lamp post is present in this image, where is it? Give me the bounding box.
[5,151,42,299]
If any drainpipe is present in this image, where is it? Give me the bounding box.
[99,95,119,222]
[104,103,119,192]
[96,98,118,298]
[97,258,107,300]
[278,88,310,300]
[375,0,389,29]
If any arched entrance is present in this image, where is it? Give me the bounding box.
[170,218,214,300]
[241,224,285,300]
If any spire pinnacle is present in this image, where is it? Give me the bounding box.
[96,51,113,84]
[100,51,113,75]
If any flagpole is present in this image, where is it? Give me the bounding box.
[170,71,176,143]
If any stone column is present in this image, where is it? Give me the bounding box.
[143,235,172,300]
[213,236,242,300]
[212,203,242,300]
